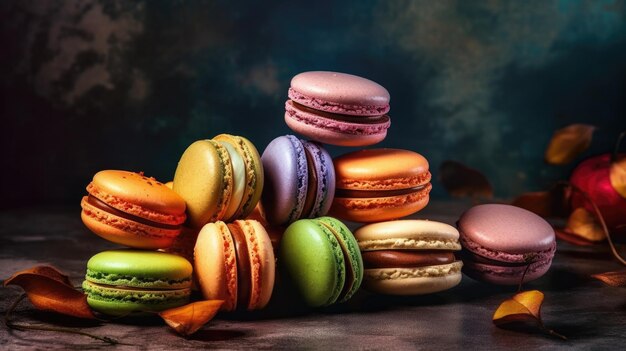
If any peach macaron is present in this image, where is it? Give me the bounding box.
[81,170,186,249]
[330,149,432,223]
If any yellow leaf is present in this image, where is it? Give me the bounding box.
[610,155,626,199]
[4,265,96,319]
[493,290,544,324]
[159,300,223,336]
[566,207,606,242]
[545,124,595,165]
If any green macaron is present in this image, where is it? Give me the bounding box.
[82,250,193,316]
[280,217,363,307]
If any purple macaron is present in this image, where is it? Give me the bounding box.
[261,135,335,226]
[457,204,556,285]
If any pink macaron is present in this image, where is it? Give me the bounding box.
[457,204,556,285]
[285,71,391,146]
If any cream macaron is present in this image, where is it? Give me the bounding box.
[354,219,463,295]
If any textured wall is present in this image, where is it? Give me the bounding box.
[2,0,626,208]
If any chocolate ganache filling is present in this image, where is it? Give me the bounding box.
[86,195,180,230]
[362,250,455,269]
[335,185,428,198]
[228,223,251,308]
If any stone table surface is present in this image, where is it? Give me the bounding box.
[1,201,625,350]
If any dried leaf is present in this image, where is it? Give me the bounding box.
[159,300,223,336]
[493,290,543,325]
[566,207,606,242]
[610,155,626,199]
[555,228,596,246]
[4,265,96,319]
[439,161,493,198]
[545,124,595,165]
[591,270,626,287]
[511,185,570,218]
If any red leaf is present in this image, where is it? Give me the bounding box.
[511,185,570,218]
[4,265,96,319]
[554,228,596,246]
[439,161,493,198]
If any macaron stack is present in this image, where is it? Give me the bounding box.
[80,170,193,315]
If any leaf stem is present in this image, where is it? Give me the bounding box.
[4,293,130,346]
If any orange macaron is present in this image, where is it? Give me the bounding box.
[329,149,432,223]
[81,170,187,249]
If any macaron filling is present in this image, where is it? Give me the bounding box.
[85,195,181,230]
[219,141,246,221]
[228,223,252,309]
[288,87,390,116]
[85,269,191,289]
[460,235,557,265]
[362,251,456,269]
[285,101,390,136]
[335,185,428,198]
[301,146,319,218]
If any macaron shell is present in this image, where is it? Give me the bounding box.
[289,71,390,115]
[302,141,336,218]
[86,250,193,288]
[281,219,345,307]
[355,219,461,251]
[285,102,390,147]
[261,135,308,225]
[458,204,555,254]
[334,149,430,190]
[317,217,363,302]
[81,197,180,249]
[195,222,238,311]
[213,134,264,219]
[235,220,275,310]
[173,140,233,228]
[462,258,552,285]
[87,170,186,224]
[330,184,431,223]
[363,263,462,295]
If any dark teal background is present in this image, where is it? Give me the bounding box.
[1,0,625,208]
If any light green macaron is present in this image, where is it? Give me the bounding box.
[280,217,363,307]
[82,250,193,316]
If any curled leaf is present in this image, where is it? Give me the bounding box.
[439,161,493,199]
[545,124,595,165]
[493,290,566,340]
[566,207,605,242]
[493,290,543,324]
[511,185,570,218]
[159,300,224,336]
[610,155,626,199]
[591,270,626,287]
[3,265,95,319]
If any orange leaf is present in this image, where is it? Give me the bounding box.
[439,161,493,199]
[493,290,544,325]
[4,265,96,319]
[159,300,223,336]
[566,207,606,242]
[545,124,595,165]
[511,185,570,218]
[591,270,626,287]
[610,155,626,199]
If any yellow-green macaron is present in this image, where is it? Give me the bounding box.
[82,250,193,316]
